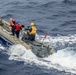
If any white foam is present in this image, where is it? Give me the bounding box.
[8,44,37,61]
[43,47,76,73]
[6,34,76,74]
[0,44,5,51]
[37,34,76,49]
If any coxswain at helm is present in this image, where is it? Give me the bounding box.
[27,22,37,41]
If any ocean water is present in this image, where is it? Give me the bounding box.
[0,0,76,75]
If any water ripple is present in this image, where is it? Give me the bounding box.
[4,1,23,6]
[60,20,76,27]
[69,10,76,14]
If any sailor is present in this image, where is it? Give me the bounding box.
[15,21,21,38]
[20,25,27,39]
[27,22,37,41]
[9,18,15,36]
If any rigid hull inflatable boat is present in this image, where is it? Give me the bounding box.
[0,18,56,57]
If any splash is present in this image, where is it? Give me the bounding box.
[8,44,37,61]
[43,47,76,74]
[36,34,76,74]
[3,34,76,74]
[0,44,5,51]
[36,34,76,50]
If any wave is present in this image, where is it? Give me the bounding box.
[60,20,76,27]
[4,1,23,6]
[5,44,76,74]
[63,0,76,6]
[43,47,76,74]
[0,34,76,74]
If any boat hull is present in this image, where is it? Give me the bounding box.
[0,18,56,57]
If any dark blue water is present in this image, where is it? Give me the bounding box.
[0,0,76,75]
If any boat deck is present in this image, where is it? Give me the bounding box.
[0,18,56,57]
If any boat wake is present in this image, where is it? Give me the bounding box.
[0,34,76,74]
